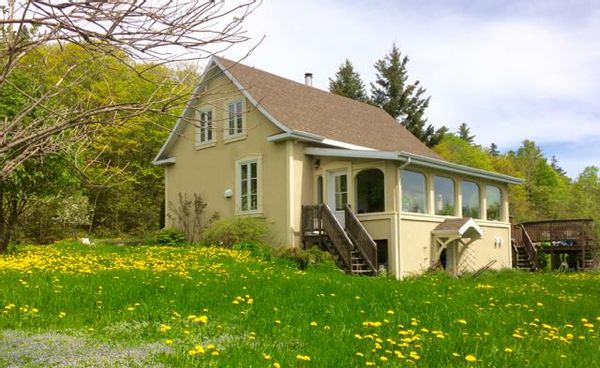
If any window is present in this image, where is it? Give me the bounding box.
[461,181,480,218]
[334,173,348,211]
[486,185,502,221]
[237,158,261,213]
[401,170,427,213]
[356,169,385,213]
[196,109,213,145]
[227,100,244,137]
[434,176,455,216]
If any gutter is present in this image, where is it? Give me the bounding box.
[153,157,176,166]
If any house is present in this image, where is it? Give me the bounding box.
[154,56,523,278]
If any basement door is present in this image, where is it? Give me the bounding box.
[328,170,348,227]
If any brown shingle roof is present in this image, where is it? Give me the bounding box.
[433,218,472,232]
[215,57,441,159]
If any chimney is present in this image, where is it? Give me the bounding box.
[304,72,313,86]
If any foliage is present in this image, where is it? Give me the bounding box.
[371,44,446,147]
[167,193,217,243]
[457,123,475,144]
[202,217,268,248]
[232,241,272,261]
[434,134,494,171]
[154,228,187,246]
[328,59,369,102]
[1,244,599,367]
[272,246,336,270]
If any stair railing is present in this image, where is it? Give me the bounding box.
[344,205,378,274]
[520,224,539,270]
[318,204,354,270]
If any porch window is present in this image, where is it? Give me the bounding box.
[486,185,502,221]
[434,176,455,216]
[356,169,384,213]
[237,157,261,213]
[461,181,480,218]
[401,170,427,214]
[227,100,244,137]
[196,108,213,145]
[334,174,348,211]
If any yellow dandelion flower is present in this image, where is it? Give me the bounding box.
[273,363,281,368]
[452,353,461,357]
[380,356,388,361]
[310,321,317,327]
[504,348,513,353]
[457,319,467,325]
[465,354,477,362]
[356,352,364,357]
[263,353,272,360]
[296,354,311,361]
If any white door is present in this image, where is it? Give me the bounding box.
[328,171,348,227]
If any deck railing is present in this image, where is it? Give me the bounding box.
[519,219,593,244]
[344,205,378,273]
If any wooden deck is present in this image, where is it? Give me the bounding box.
[512,219,596,271]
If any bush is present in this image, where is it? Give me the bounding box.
[272,246,336,270]
[154,228,186,246]
[202,217,268,247]
[233,241,272,260]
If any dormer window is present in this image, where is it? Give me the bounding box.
[196,108,214,147]
[226,100,244,138]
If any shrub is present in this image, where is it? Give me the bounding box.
[154,228,186,246]
[202,217,268,247]
[272,246,336,270]
[233,241,272,260]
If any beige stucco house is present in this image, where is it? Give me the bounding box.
[154,56,523,279]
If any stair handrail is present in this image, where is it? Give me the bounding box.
[319,204,353,270]
[520,224,539,270]
[344,205,378,274]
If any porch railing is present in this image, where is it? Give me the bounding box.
[344,205,378,273]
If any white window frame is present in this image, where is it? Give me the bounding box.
[195,106,215,148]
[225,99,246,141]
[236,155,262,215]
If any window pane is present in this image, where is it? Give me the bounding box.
[356,169,385,213]
[241,164,247,180]
[462,181,480,218]
[486,186,502,221]
[250,162,257,179]
[401,170,426,213]
[250,194,257,210]
[228,103,235,134]
[434,176,455,216]
[250,178,257,195]
[241,195,248,211]
[206,111,212,141]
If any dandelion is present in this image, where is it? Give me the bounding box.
[457,319,467,325]
[504,348,513,353]
[159,324,171,333]
[165,339,173,345]
[273,363,281,368]
[310,321,318,327]
[356,352,364,357]
[263,353,272,360]
[452,353,461,357]
[465,354,477,362]
[296,354,311,361]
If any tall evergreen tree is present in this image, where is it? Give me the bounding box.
[550,155,567,176]
[329,59,368,102]
[457,122,475,144]
[371,44,446,147]
[488,142,500,156]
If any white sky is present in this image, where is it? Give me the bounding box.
[222,0,600,178]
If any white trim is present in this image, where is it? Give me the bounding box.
[195,105,215,147]
[224,98,246,140]
[321,139,376,151]
[431,218,484,239]
[303,147,523,185]
[235,155,263,215]
[267,130,324,143]
[153,157,176,166]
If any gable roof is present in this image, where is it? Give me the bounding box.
[432,218,484,239]
[214,56,440,159]
[153,56,442,164]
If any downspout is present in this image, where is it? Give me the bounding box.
[396,156,411,279]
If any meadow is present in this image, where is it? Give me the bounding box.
[0,242,598,367]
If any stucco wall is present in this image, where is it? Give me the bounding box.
[164,71,289,246]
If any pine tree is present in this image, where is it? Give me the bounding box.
[550,155,567,176]
[457,122,475,144]
[488,143,500,156]
[329,59,368,102]
[371,44,445,147]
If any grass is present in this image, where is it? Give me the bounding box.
[0,241,599,367]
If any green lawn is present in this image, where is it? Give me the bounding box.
[0,242,598,367]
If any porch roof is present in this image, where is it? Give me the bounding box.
[432,218,484,239]
[304,147,524,185]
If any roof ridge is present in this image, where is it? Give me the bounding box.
[214,56,389,117]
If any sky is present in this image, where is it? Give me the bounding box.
[223,0,600,178]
